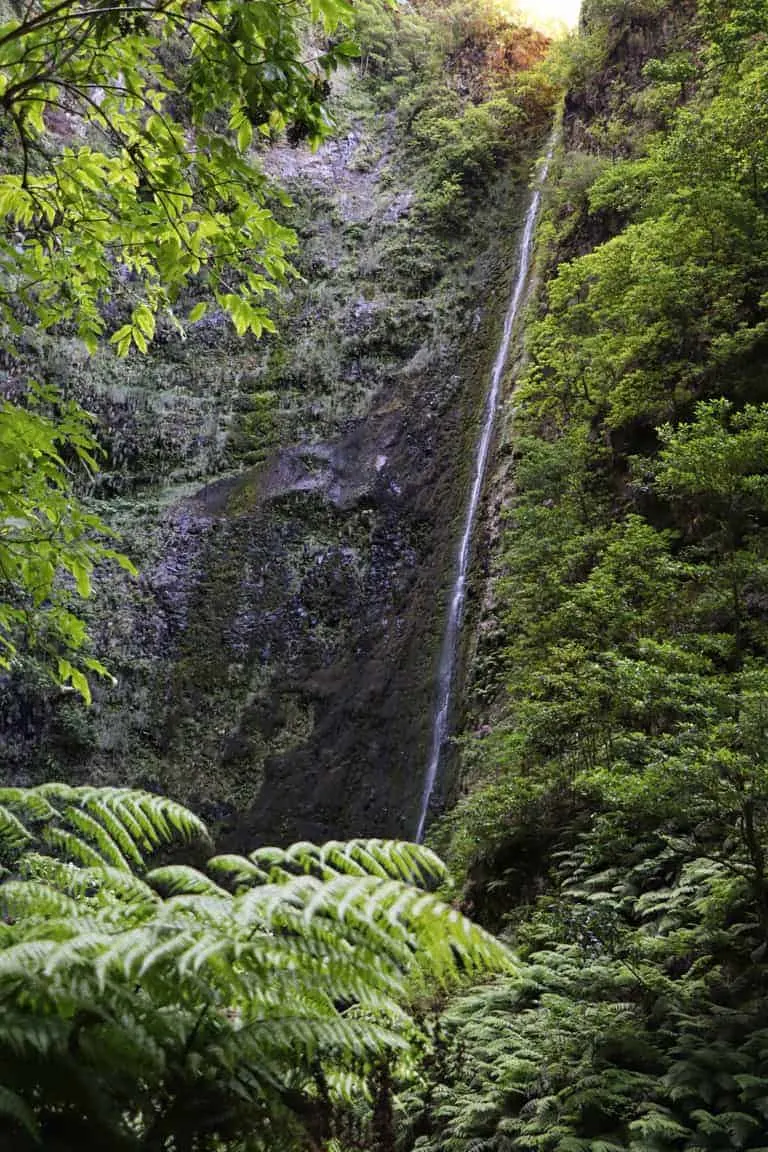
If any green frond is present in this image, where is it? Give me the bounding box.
[135,929,192,978]
[0,941,59,986]
[0,785,208,874]
[78,794,147,868]
[240,1013,408,1063]
[77,1013,169,1080]
[41,826,107,869]
[85,788,209,850]
[70,866,158,909]
[0,804,33,854]
[63,806,132,871]
[322,1067,371,1105]
[0,787,58,823]
[162,893,233,926]
[208,853,272,888]
[248,839,449,889]
[0,790,515,1148]
[146,865,230,898]
[17,852,84,890]
[33,783,79,804]
[0,1010,68,1057]
[41,931,118,976]
[0,880,79,921]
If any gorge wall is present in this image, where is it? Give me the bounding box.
[0,2,553,846]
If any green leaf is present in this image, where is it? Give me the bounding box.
[333,39,360,57]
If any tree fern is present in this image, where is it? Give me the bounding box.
[0,785,512,1150]
[0,785,208,872]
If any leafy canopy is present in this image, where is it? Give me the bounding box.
[424,6,768,1151]
[0,0,358,686]
[0,0,358,350]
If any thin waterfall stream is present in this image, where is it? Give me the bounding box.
[416,151,551,842]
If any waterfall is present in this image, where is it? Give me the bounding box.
[415,150,551,843]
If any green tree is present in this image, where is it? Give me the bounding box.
[0,0,358,688]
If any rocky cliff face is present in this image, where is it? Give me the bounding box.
[0,24,552,845]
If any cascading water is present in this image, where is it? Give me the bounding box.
[416,150,552,842]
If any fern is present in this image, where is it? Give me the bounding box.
[0,785,511,1149]
[0,785,209,874]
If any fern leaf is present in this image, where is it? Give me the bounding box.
[250,839,449,889]
[146,865,229,898]
[64,805,131,871]
[0,804,34,853]
[0,787,58,822]
[0,941,59,984]
[41,826,106,869]
[80,793,147,868]
[208,853,272,887]
[0,880,79,921]
[109,789,207,847]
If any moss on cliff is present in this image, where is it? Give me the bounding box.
[0,2,554,843]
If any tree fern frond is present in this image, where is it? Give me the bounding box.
[175,931,241,978]
[0,788,516,1149]
[0,879,79,921]
[238,1013,407,1064]
[0,788,58,822]
[135,929,192,979]
[146,865,230,898]
[88,788,209,850]
[322,1067,371,1105]
[78,794,147,868]
[0,786,208,874]
[42,931,116,976]
[248,839,449,890]
[63,806,132,872]
[208,853,272,888]
[33,782,79,803]
[71,866,158,909]
[0,940,59,986]
[17,852,85,890]
[41,826,107,869]
[77,1013,168,1081]
[0,1010,68,1057]
[0,804,34,854]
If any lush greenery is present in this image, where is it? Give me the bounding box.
[0,783,511,1149]
[411,3,768,1151]
[10,1,768,1151]
[354,0,552,229]
[0,0,556,822]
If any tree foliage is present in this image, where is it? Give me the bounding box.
[0,0,358,350]
[0,784,513,1150]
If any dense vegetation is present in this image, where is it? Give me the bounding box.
[419,2,768,1150]
[0,0,551,701]
[0,3,550,1147]
[0,0,361,691]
